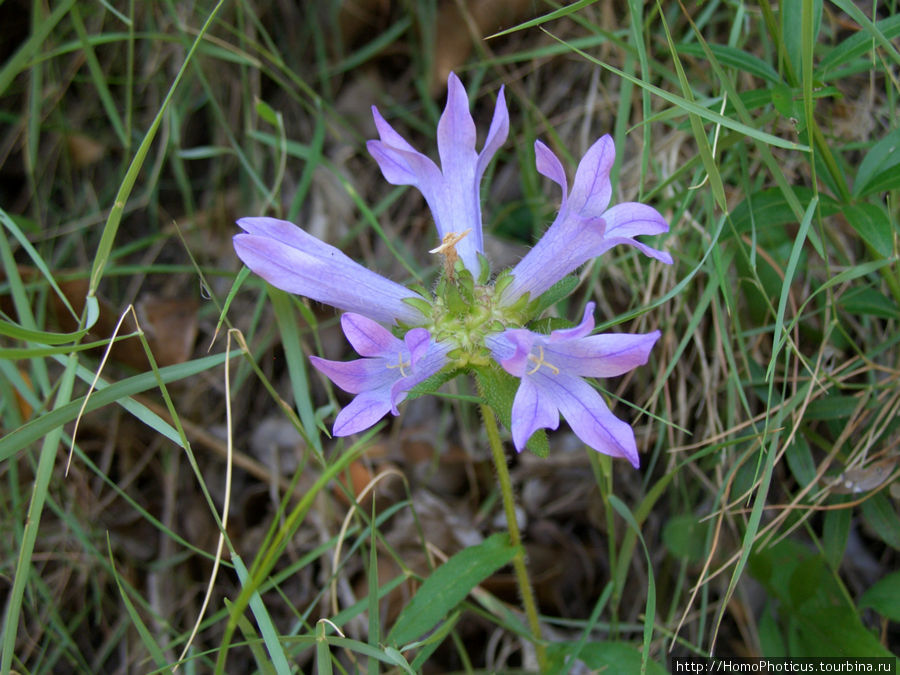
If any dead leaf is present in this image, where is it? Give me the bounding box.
[50,278,197,370]
[13,368,33,420]
[432,0,534,89]
[66,133,105,168]
[828,457,899,494]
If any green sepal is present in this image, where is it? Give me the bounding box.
[527,315,577,335]
[407,283,433,301]
[405,367,463,402]
[474,364,549,458]
[443,277,468,315]
[492,268,515,297]
[477,252,491,285]
[402,295,433,318]
[528,274,578,317]
[455,264,476,301]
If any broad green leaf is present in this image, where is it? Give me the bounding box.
[254,98,280,126]
[818,14,900,79]
[474,364,549,457]
[793,606,893,657]
[844,203,894,258]
[530,275,579,316]
[822,505,851,571]
[750,540,893,658]
[405,368,464,402]
[728,187,841,236]
[771,83,799,120]
[861,492,900,550]
[675,43,780,84]
[853,127,900,198]
[546,641,667,675]
[840,287,899,320]
[784,436,816,487]
[804,394,861,421]
[859,571,900,622]
[758,603,787,657]
[387,532,517,647]
[781,0,822,84]
[661,514,709,562]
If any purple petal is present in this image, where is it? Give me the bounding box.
[509,375,561,451]
[341,313,400,358]
[569,135,614,216]
[366,73,510,275]
[437,73,477,176]
[600,236,674,265]
[602,202,669,238]
[371,106,419,154]
[502,215,608,302]
[551,374,640,467]
[366,135,443,188]
[547,330,661,378]
[333,389,393,436]
[549,302,596,342]
[488,329,537,378]
[388,339,451,413]
[475,85,509,181]
[309,355,394,394]
[534,140,568,197]
[404,327,431,365]
[234,217,425,325]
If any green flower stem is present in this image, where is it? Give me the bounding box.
[478,391,546,668]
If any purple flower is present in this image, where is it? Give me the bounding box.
[233,216,426,326]
[486,302,660,467]
[503,136,673,304]
[366,72,508,275]
[310,313,450,436]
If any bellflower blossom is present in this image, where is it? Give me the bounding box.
[486,302,659,468]
[502,137,673,303]
[234,73,671,466]
[233,216,426,326]
[367,72,508,274]
[309,313,450,436]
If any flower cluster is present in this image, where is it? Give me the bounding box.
[234,73,671,468]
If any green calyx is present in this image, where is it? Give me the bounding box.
[398,259,576,371]
[424,262,532,368]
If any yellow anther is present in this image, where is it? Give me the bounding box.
[385,352,410,377]
[526,345,559,376]
[429,228,472,279]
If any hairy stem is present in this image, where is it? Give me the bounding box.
[478,392,546,668]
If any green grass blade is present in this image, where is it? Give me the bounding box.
[231,554,292,675]
[828,0,900,68]
[88,1,224,296]
[765,196,818,382]
[107,534,171,672]
[543,30,809,152]
[0,0,76,96]
[0,351,236,463]
[0,356,78,674]
[486,0,597,39]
